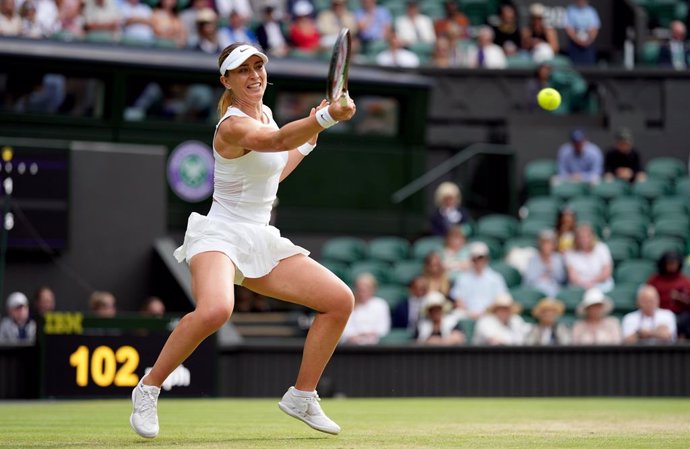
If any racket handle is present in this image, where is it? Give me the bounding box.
[340,92,349,107]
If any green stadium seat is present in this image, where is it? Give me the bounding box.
[632,179,671,202]
[349,260,391,285]
[378,328,412,345]
[605,237,640,265]
[509,286,544,311]
[675,177,690,197]
[376,284,408,308]
[467,236,503,260]
[458,319,476,343]
[524,159,557,198]
[408,42,434,64]
[607,284,639,313]
[85,31,117,44]
[556,287,586,312]
[322,237,367,264]
[153,38,178,48]
[653,218,690,241]
[521,196,562,222]
[559,313,578,327]
[490,261,522,288]
[608,218,649,241]
[640,40,661,66]
[652,196,690,219]
[646,157,686,183]
[591,180,631,201]
[615,259,656,284]
[519,219,554,238]
[420,0,445,19]
[551,182,589,201]
[321,260,350,284]
[368,237,410,263]
[641,237,685,261]
[412,236,444,260]
[607,197,649,220]
[476,214,519,242]
[504,236,537,253]
[390,260,423,286]
[566,196,606,217]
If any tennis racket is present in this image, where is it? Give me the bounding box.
[327,28,352,107]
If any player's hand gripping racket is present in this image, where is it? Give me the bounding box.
[327,28,352,107]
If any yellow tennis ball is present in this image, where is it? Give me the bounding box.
[1,146,13,162]
[537,88,561,111]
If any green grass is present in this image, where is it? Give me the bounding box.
[0,398,689,448]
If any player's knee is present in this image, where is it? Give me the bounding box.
[331,286,354,320]
[196,299,233,330]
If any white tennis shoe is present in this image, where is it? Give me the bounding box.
[130,378,160,438]
[278,386,341,435]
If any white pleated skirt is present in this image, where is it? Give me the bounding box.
[173,212,310,285]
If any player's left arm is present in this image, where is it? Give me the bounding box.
[279,100,328,182]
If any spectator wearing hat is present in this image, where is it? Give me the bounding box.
[289,1,320,53]
[430,181,470,237]
[415,291,464,345]
[622,285,676,344]
[0,292,37,344]
[659,21,689,70]
[392,276,430,331]
[395,1,436,47]
[524,298,571,345]
[341,273,391,345]
[572,288,622,344]
[195,8,220,53]
[604,128,646,183]
[317,0,358,48]
[524,229,567,297]
[647,251,690,339]
[219,9,258,49]
[89,291,117,317]
[355,0,392,50]
[521,3,559,56]
[33,286,56,318]
[565,223,613,293]
[256,5,289,57]
[450,242,508,319]
[473,293,530,345]
[442,225,471,276]
[120,0,154,44]
[556,128,603,184]
[421,251,451,297]
[555,207,577,252]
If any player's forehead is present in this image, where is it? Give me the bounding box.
[234,55,265,70]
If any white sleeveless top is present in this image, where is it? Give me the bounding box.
[208,106,288,226]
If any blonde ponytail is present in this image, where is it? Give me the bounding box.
[217,89,233,117]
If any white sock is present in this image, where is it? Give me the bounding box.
[291,387,316,397]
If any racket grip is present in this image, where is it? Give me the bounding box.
[340,92,349,107]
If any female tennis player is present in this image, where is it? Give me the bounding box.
[130,42,356,438]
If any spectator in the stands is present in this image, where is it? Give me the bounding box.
[219,9,257,48]
[26,0,59,36]
[235,286,271,313]
[19,1,43,38]
[89,291,117,318]
[33,286,56,318]
[604,127,646,183]
[442,225,471,276]
[565,223,614,293]
[213,0,251,22]
[556,128,603,184]
[195,8,221,53]
[415,291,464,345]
[524,229,567,297]
[395,1,435,47]
[0,292,36,344]
[572,288,622,344]
[120,0,154,44]
[180,0,208,47]
[564,0,600,66]
[647,251,690,339]
[473,293,529,345]
[659,21,689,70]
[526,63,553,111]
[521,3,559,58]
[430,181,470,236]
[431,35,457,68]
[152,0,186,47]
[555,207,577,252]
[376,30,420,67]
[256,5,289,57]
[422,251,451,297]
[0,0,22,35]
[392,276,430,331]
[355,0,392,50]
[450,242,508,319]
[524,297,571,345]
[492,3,521,54]
[83,0,121,40]
[289,1,320,53]
[341,273,391,345]
[317,0,358,48]
[140,296,166,318]
[434,0,469,40]
[57,0,85,38]
[467,26,507,69]
[622,285,676,344]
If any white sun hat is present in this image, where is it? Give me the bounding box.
[219,45,269,74]
[576,288,613,317]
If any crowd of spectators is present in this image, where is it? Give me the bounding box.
[0,0,687,69]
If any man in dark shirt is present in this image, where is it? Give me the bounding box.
[604,128,646,183]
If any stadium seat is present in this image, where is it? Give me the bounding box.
[641,40,661,66]
[379,328,412,345]
[349,260,391,285]
[519,219,554,238]
[321,237,367,264]
[556,287,586,312]
[646,157,686,183]
[321,260,350,284]
[458,319,476,343]
[607,284,639,313]
[521,196,562,222]
[369,237,410,264]
[476,214,519,242]
[376,284,408,308]
[550,182,588,201]
[607,197,649,220]
[641,237,685,261]
[605,237,640,265]
[390,260,424,286]
[490,261,522,288]
[653,218,690,241]
[409,42,434,64]
[524,159,557,198]
[412,236,444,260]
[590,180,630,201]
[608,218,649,241]
[503,236,537,253]
[674,177,690,197]
[566,196,606,218]
[632,179,671,202]
[615,259,656,284]
[652,196,690,219]
[509,286,544,311]
[467,236,503,260]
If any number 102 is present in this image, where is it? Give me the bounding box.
[69,345,140,387]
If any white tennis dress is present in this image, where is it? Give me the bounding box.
[173,105,309,284]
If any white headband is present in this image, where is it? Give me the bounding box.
[219,45,269,74]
